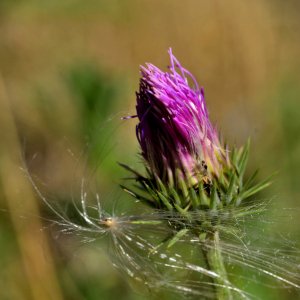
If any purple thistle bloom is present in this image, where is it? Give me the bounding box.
[131,49,225,186]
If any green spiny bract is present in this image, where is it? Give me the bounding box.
[120,140,275,249]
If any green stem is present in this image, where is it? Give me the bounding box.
[203,231,233,300]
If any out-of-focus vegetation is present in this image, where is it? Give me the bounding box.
[0,1,300,299]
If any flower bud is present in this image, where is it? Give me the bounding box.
[134,49,224,187]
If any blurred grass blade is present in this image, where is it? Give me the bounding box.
[148,242,164,256]
[130,220,163,225]
[166,229,189,249]
[234,209,266,218]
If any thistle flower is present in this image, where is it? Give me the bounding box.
[131,49,224,187]
[120,49,278,300]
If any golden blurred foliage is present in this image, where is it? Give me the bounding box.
[0,1,300,299]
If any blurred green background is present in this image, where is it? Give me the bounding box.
[0,0,300,299]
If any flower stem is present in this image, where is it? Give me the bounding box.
[203,231,233,300]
